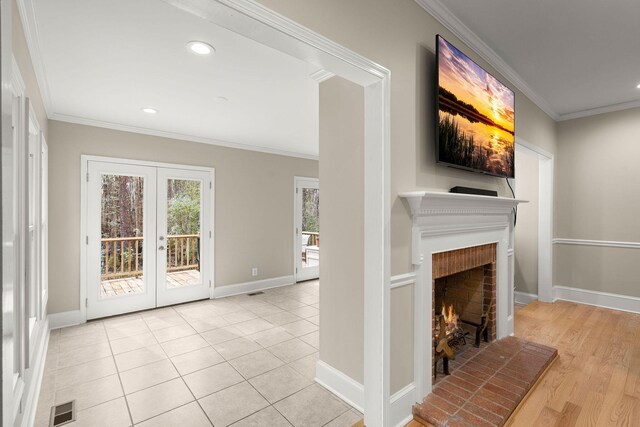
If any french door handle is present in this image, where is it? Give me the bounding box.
[158,246,165,250]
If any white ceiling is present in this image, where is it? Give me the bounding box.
[432,0,640,119]
[31,0,320,157]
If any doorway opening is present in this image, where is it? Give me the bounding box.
[295,177,320,282]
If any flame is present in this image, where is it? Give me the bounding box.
[441,303,459,336]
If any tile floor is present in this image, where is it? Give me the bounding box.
[35,280,363,427]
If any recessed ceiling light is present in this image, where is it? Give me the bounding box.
[637,83,640,89]
[187,41,215,55]
[141,107,158,114]
[213,96,228,102]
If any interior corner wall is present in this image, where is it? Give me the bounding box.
[47,120,318,314]
[256,0,558,394]
[555,107,640,298]
[318,76,364,383]
[514,146,539,296]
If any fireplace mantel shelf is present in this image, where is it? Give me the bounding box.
[399,190,527,217]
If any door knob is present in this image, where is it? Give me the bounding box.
[158,246,165,250]
[159,236,165,241]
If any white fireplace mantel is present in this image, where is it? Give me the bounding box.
[399,190,527,399]
[400,191,527,265]
[400,190,525,218]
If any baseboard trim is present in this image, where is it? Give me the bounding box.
[20,319,49,427]
[315,360,364,413]
[390,382,416,427]
[553,285,640,314]
[213,275,295,298]
[48,310,84,329]
[515,291,538,305]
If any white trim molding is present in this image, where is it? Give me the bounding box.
[390,383,416,427]
[48,310,84,329]
[212,275,294,299]
[554,285,640,314]
[557,98,640,122]
[15,0,54,116]
[553,238,640,249]
[310,69,336,83]
[20,320,49,427]
[315,360,364,413]
[390,272,416,290]
[414,0,558,120]
[515,291,538,305]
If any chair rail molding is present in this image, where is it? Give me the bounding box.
[553,238,640,249]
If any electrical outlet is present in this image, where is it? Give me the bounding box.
[251,267,258,277]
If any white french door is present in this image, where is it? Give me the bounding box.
[294,177,320,282]
[85,159,213,319]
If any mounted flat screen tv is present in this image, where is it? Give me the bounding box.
[436,35,515,178]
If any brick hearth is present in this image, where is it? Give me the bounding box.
[413,336,558,427]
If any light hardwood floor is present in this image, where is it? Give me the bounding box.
[399,300,640,427]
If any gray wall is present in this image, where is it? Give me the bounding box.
[47,120,318,314]
[256,0,557,393]
[318,77,364,383]
[555,107,640,297]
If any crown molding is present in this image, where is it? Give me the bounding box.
[310,69,336,83]
[50,113,320,161]
[414,0,560,121]
[16,0,54,117]
[557,98,640,121]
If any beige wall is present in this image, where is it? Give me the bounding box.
[514,146,539,296]
[256,0,557,393]
[12,0,48,138]
[555,107,640,297]
[47,120,318,313]
[318,77,364,382]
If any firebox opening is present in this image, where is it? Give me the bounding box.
[432,262,497,384]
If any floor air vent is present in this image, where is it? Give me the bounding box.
[49,401,76,427]
[248,291,264,296]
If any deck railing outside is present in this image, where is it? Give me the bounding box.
[101,234,200,280]
[303,231,319,246]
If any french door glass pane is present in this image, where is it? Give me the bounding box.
[166,178,201,288]
[301,188,319,269]
[100,174,145,297]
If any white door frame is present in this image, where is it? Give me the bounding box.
[294,176,319,282]
[161,1,391,425]
[515,138,554,303]
[80,155,215,321]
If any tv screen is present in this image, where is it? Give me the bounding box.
[436,35,515,178]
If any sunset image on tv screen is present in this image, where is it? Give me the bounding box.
[437,36,515,177]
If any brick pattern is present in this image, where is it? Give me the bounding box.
[431,244,498,384]
[432,244,496,280]
[435,267,485,324]
[414,336,558,427]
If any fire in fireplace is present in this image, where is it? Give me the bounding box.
[431,244,498,383]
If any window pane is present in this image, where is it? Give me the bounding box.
[166,179,201,288]
[100,174,145,297]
